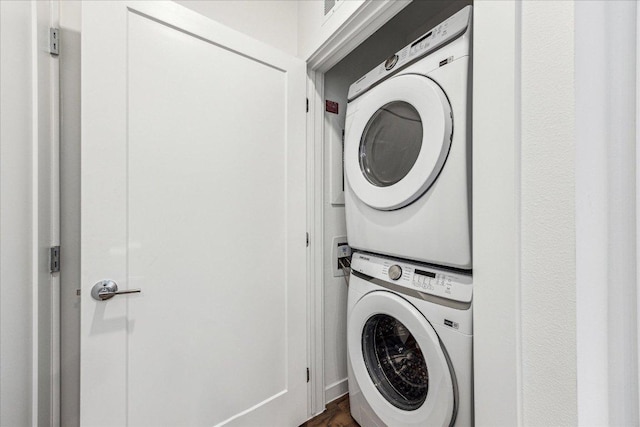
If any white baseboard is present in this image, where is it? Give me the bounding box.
[324,378,348,405]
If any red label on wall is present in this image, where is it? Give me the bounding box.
[325,100,339,114]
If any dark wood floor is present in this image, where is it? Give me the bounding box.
[300,394,360,427]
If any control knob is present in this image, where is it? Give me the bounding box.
[384,54,399,71]
[388,265,402,281]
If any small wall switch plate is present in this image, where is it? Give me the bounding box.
[325,100,339,114]
[332,235,351,277]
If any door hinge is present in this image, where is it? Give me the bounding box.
[306,232,310,247]
[306,98,309,113]
[49,28,60,56]
[307,367,310,383]
[49,246,60,273]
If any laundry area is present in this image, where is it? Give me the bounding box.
[320,3,473,425]
[0,1,638,426]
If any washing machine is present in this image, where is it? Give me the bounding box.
[344,6,472,270]
[347,252,472,427]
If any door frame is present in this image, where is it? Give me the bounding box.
[304,0,417,417]
[0,0,61,425]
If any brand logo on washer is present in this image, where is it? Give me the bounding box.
[359,255,370,261]
[444,319,459,329]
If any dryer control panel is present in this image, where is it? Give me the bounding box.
[351,252,472,303]
[347,5,472,101]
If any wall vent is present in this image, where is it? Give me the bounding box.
[324,0,336,16]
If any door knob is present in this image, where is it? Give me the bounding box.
[91,280,141,301]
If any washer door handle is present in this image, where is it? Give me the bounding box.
[91,280,141,301]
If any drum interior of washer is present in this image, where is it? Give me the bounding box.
[361,314,429,410]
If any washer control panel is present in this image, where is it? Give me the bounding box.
[347,5,471,101]
[351,252,472,303]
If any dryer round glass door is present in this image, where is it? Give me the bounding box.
[359,102,423,188]
[348,291,456,426]
[344,74,453,210]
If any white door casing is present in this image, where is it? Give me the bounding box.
[81,2,307,425]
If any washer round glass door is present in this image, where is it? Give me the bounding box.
[345,74,453,210]
[348,291,456,426]
[361,314,429,411]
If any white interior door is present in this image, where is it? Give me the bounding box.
[80,2,307,425]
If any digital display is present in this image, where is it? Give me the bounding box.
[415,269,436,278]
[410,32,432,48]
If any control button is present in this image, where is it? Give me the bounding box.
[388,265,402,281]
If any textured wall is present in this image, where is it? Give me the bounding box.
[520,1,577,425]
[474,2,578,425]
[297,0,366,60]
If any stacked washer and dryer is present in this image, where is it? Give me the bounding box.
[344,6,473,426]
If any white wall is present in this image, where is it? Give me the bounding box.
[175,0,298,56]
[520,1,576,424]
[299,0,363,60]
[298,0,366,60]
[0,3,35,424]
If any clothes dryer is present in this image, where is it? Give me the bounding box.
[347,252,473,427]
[345,6,472,270]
